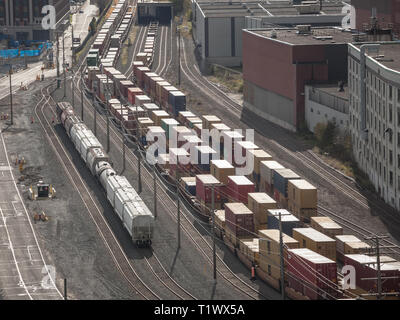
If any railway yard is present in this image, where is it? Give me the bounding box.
[0,0,400,302]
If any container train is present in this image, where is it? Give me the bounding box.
[79,0,400,299]
[56,101,154,247]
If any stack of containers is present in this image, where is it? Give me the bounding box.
[227,176,255,204]
[286,248,338,300]
[87,67,100,90]
[246,149,272,188]
[169,148,190,180]
[267,209,300,237]
[202,115,221,130]
[143,72,158,94]
[187,117,203,129]
[135,66,151,88]
[214,210,226,231]
[343,254,400,293]
[180,177,196,196]
[138,117,154,143]
[195,146,218,173]
[168,91,186,117]
[195,174,222,211]
[151,110,170,126]
[127,87,143,105]
[178,111,196,125]
[143,103,160,113]
[221,130,244,162]
[234,140,259,168]
[171,126,195,148]
[335,235,371,262]
[108,99,122,117]
[136,52,148,64]
[182,135,203,152]
[156,81,171,104]
[288,179,318,222]
[113,74,128,98]
[272,168,301,208]
[161,118,179,141]
[311,217,343,238]
[247,193,277,231]
[224,202,255,245]
[149,76,164,100]
[127,106,146,120]
[161,85,178,110]
[146,126,166,148]
[119,80,135,99]
[292,228,337,261]
[260,160,284,194]
[210,123,231,150]
[94,74,107,99]
[258,229,299,281]
[193,123,203,137]
[210,160,235,185]
[135,95,151,107]
[239,239,260,264]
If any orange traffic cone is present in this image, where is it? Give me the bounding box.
[31,116,34,123]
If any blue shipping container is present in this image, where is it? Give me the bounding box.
[272,169,300,197]
[168,91,186,117]
[267,210,300,237]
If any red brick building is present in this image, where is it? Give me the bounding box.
[242,27,352,131]
[352,0,400,35]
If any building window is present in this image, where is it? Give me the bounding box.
[310,108,314,113]
[390,150,393,166]
[267,241,271,254]
[389,104,393,123]
[389,85,393,100]
[390,171,393,186]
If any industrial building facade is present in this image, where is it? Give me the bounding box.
[0,0,70,41]
[242,27,350,132]
[191,0,348,68]
[348,42,400,209]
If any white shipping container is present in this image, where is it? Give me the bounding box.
[260,160,285,185]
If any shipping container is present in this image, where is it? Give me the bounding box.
[161,118,179,140]
[119,80,135,99]
[142,103,159,112]
[151,110,170,126]
[171,126,195,148]
[239,238,260,264]
[146,126,166,151]
[178,111,196,125]
[210,159,235,185]
[227,176,255,204]
[135,66,150,88]
[193,123,203,136]
[288,179,318,222]
[143,72,159,94]
[258,229,299,280]
[233,140,259,167]
[202,115,221,130]
[156,81,171,104]
[221,130,244,162]
[195,146,218,172]
[311,217,343,239]
[267,209,300,237]
[127,87,144,105]
[181,177,196,196]
[225,202,255,238]
[215,209,226,230]
[344,254,400,293]
[161,85,178,110]
[195,174,222,204]
[168,91,186,117]
[247,193,277,228]
[273,168,301,198]
[187,117,203,129]
[135,95,151,106]
[169,148,190,180]
[246,149,272,187]
[335,234,371,263]
[293,228,336,261]
[286,248,338,300]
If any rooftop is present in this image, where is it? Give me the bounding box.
[310,83,349,101]
[354,42,400,73]
[248,27,354,46]
[289,248,335,264]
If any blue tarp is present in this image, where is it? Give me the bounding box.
[0,41,50,58]
[0,49,19,58]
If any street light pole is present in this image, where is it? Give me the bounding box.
[62,31,66,98]
[177,27,181,86]
[279,211,285,300]
[211,185,216,280]
[9,65,13,125]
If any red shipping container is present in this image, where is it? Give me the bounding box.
[344,254,400,293]
[119,80,135,99]
[127,87,143,105]
[144,72,158,94]
[135,66,150,89]
[286,248,338,300]
[227,176,255,204]
[224,202,254,238]
[161,85,178,110]
[195,174,222,204]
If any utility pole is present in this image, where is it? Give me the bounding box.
[81,82,84,120]
[62,31,66,98]
[9,65,13,125]
[153,168,157,219]
[211,185,217,280]
[106,116,110,153]
[71,23,75,69]
[72,77,75,109]
[177,27,181,86]
[279,211,285,300]
[56,31,60,88]
[64,278,67,300]
[122,134,126,173]
[138,150,142,193]
[93,97,97,136]
[176,158,180,249]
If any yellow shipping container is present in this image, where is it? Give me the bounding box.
[344,241,371,255]
[311,216,343,238]
[259,256,281,280]
[288,200,318,222]
[239,238,260,263]
[202,115,221,130]
[288,179,317,209]
[258,229,299,266]
[151,110,170,126]
[246,149,273,174]
[292,228,336,261]
[247,193,277,225]
[210,160,235,185]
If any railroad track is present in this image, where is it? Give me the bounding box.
[178,36,400,247]
[71,66,270,299]
[35,84,160,300]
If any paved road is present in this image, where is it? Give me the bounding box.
[0,130,63,300]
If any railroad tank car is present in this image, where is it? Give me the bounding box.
[58,101,154,247]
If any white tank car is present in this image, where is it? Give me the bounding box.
[87,148,110,176]
[64,115,82,137]
[106,175,132,207]
[96,162,116,189]
[78,135,102,163]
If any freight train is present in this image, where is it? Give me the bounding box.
[79,0,400,299]
[56,102,154,247]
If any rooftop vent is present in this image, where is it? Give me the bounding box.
[296,24,312,34]
[271,29,277,39]
[313,35,333,41]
